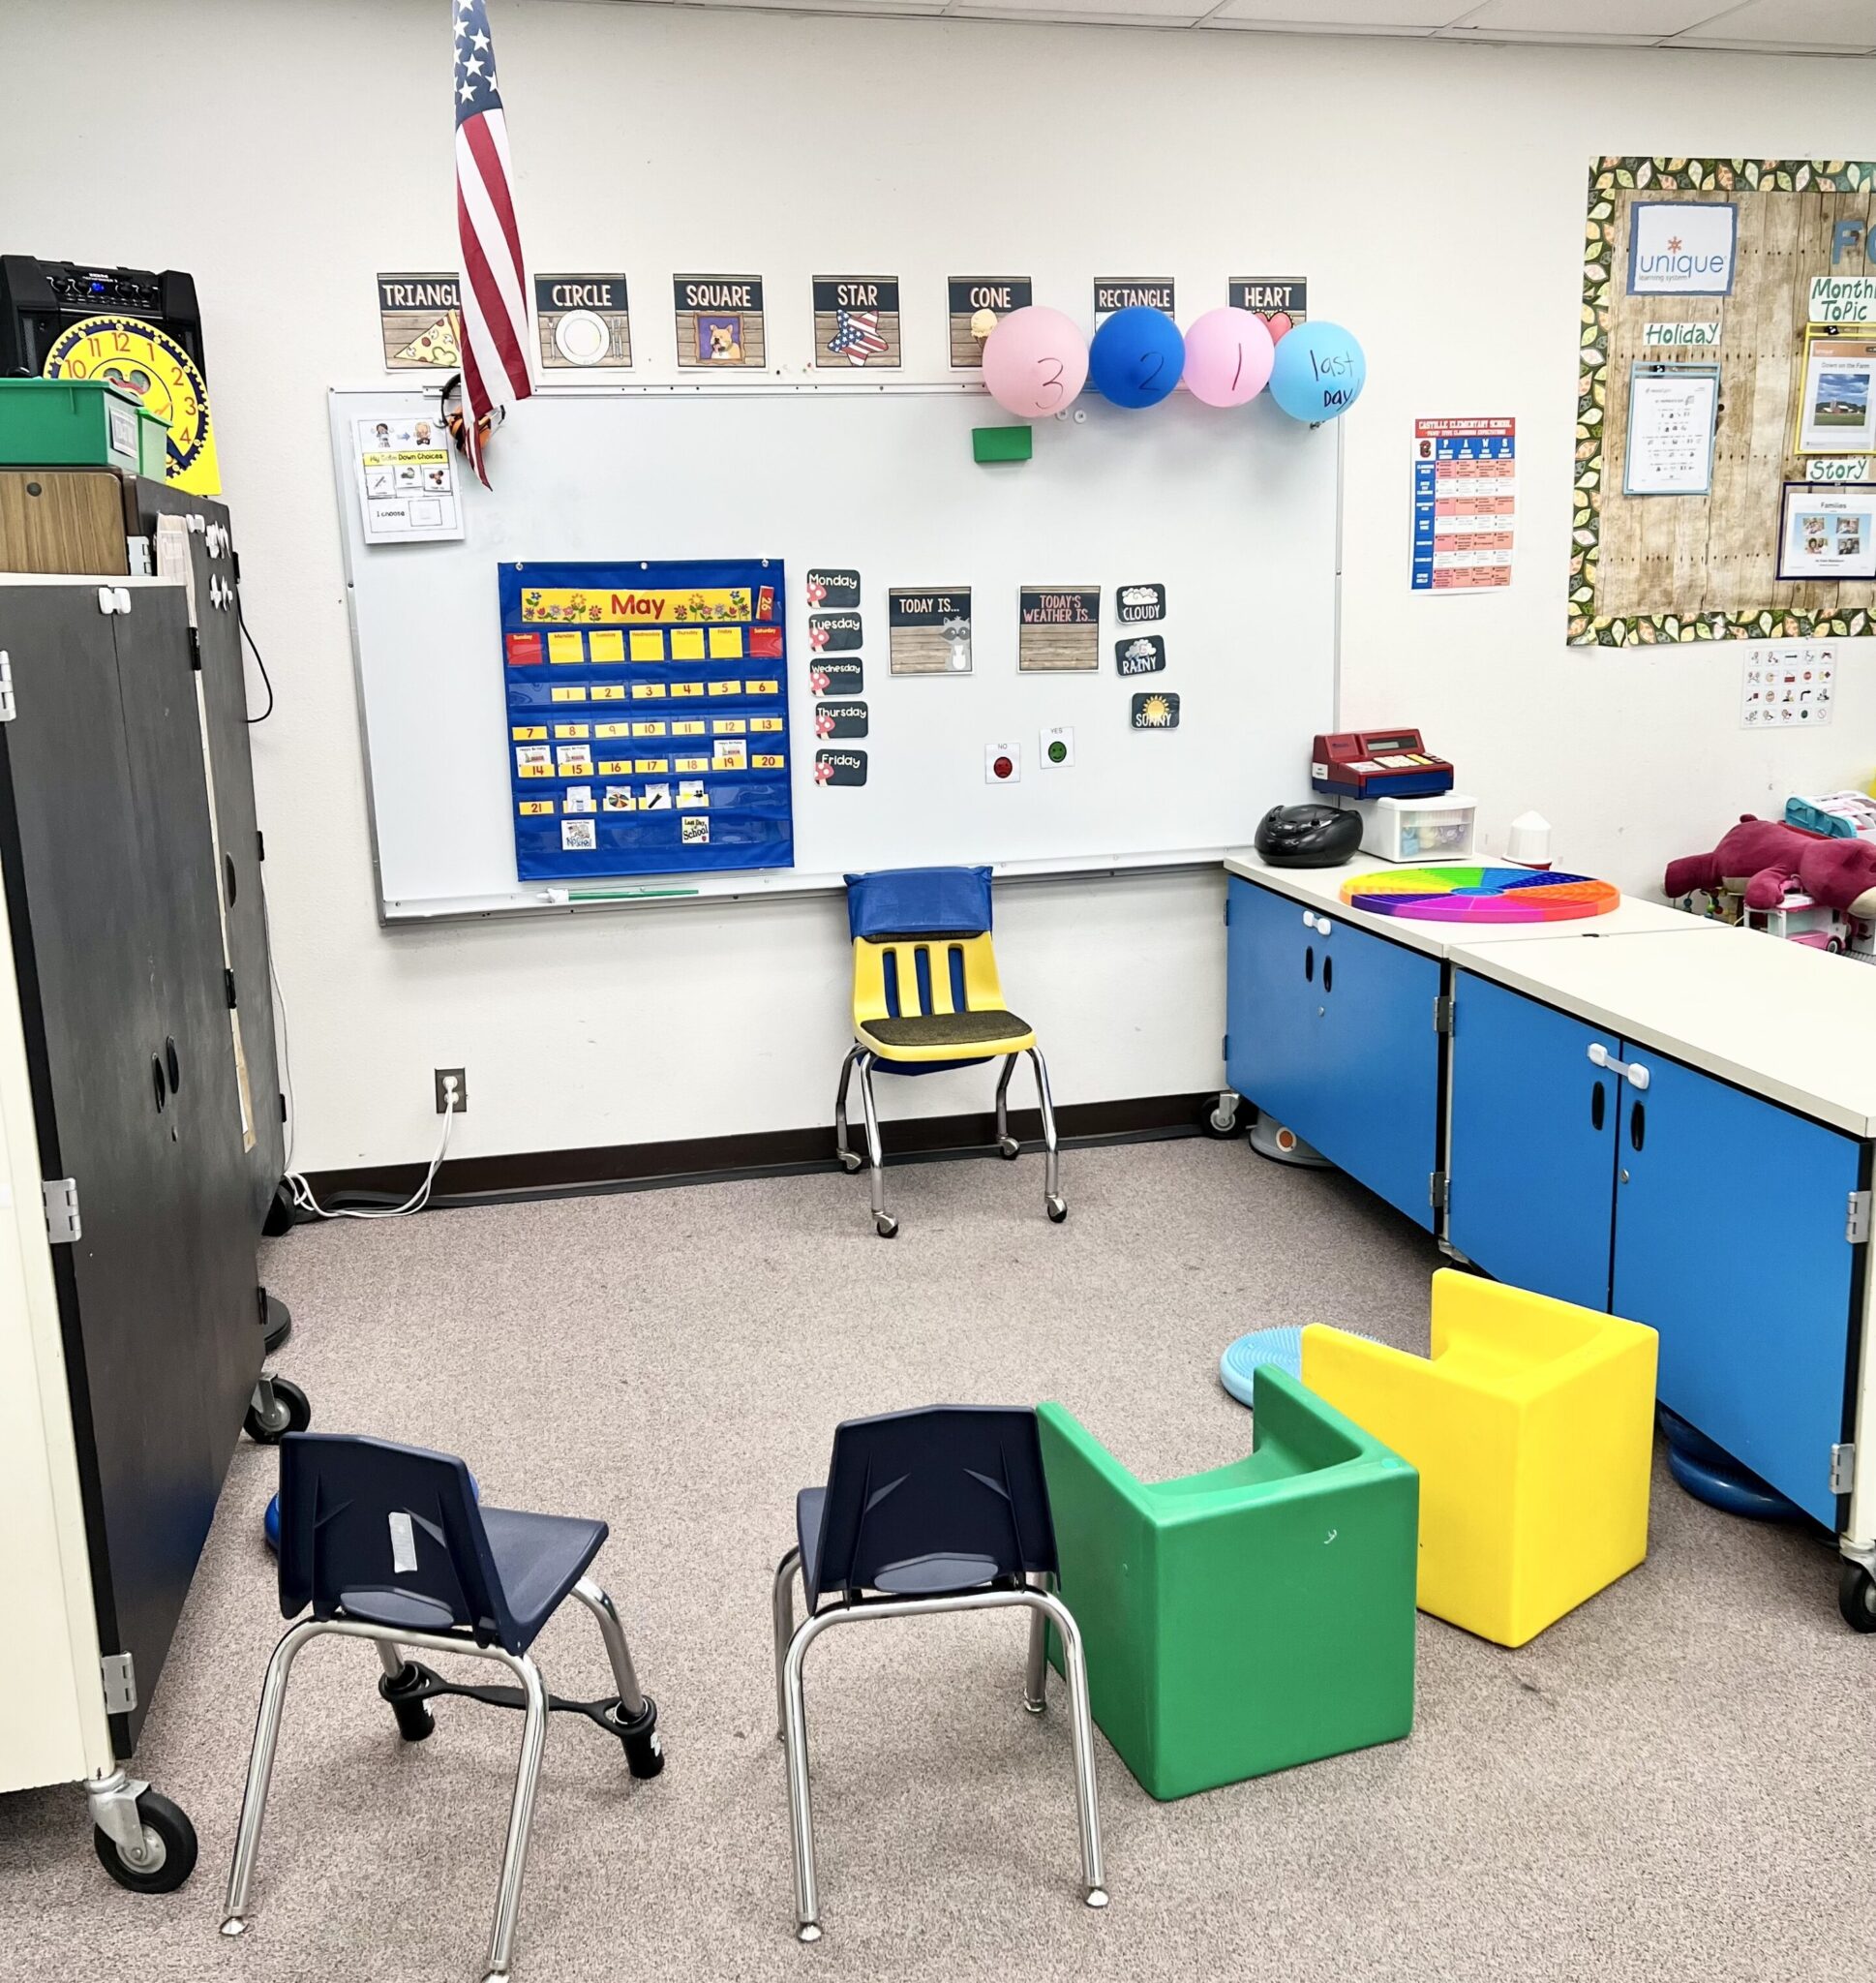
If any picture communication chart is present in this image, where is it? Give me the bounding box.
[329,387,1338,919]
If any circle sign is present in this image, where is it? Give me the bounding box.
[1087,307,1184,410]
[552,308,612,366]
[43,314,211,479]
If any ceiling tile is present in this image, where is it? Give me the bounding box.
[1670,0,1876,44]
[1205,0,1458,24]
[948,0,1206,15]
[1453,0,1723,32]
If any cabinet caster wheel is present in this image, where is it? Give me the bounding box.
[94,1789,197,1894]
[1198,1096,1241,1140]
[874,1214,898,1239]
[1046,1196,1068,1224]
[837,1150,862,1174]
[1840,1561,1876,1632]
[244,1375,311,1444]
[997,1136,1020,1159]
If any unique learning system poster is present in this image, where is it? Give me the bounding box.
[499,560,791,879]
[352,414,463,544]
[1410,417,1516,593]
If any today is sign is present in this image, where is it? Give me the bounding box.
[1627,201,1738,297]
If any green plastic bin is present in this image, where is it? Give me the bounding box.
[0,379,168,477]
[1038,1367,1418,1799]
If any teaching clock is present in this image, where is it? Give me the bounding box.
[42,313,222,495]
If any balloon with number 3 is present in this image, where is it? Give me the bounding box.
[982,306,1089,420]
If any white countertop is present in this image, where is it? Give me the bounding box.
[1458,926,1876,1139]
[1223,848,1722,961]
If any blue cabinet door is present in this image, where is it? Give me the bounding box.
[1225,880,1442,1228]
[1225,877,1321,1144]
[1612,1050,1861,1528]
[1447,974,1620,1311]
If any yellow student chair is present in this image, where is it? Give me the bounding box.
[1300,1270,1657,1647]
[836,866,1065,1238]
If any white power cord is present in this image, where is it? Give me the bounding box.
[284,1089,456,1221]
[267,894,459,1220]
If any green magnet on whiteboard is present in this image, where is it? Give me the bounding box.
[973,424,1033,464]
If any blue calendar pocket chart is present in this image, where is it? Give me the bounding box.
[499,559,793,880]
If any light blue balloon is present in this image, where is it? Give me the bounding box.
[1268,321,1367,424]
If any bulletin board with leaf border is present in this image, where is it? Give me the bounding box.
[1572,156,1876,648]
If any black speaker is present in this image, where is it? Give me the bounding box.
[0,255,204,378]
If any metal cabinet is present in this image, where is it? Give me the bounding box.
[1448,967,1866,1531]
[1225,876,1443,1230]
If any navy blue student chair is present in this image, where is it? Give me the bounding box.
[222,1434,663,1983]
[771,1405,1106,1940]
[838,866,1066,1236]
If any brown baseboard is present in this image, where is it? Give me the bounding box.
[294,1089,1215,1213]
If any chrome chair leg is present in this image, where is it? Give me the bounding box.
[1023,1603,1048,1715]
[375,1637,409,1681]
[833,1048,862,1173]
[857,1052,895,1238]
[776,1586,1106,1939]
[1026,1587,1106,1908]
[571,1576,647,1721]
[221,1617,324,1937]
[994,1054,1020,1157]
[481,1653,549,1983]
[772,1546,802,1742]
[1029,1048,1066,1221]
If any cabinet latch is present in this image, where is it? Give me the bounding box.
[1831,1443,1857,1496]
[100,1651,137,1716]
[1848,1190,1872,1244]
[0,651,14,724]
[1433,994,1453,1035]
[42,1177,81,1244]
[1587,1043,1649,1090]
[1429,1172,1449,1210]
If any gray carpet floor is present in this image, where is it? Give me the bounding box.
[3,1137,1873,1981]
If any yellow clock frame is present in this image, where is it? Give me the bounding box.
[42,313,222,496]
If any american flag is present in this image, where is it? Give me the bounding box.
[453,0,531,485]
[829,308,888,367]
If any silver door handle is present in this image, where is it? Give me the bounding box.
[1587,1043,1649,1090]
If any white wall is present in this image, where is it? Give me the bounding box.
[3,0,1871,1172]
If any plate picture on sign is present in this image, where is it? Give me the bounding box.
[1131,691,1180,730]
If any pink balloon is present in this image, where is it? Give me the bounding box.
[1180,307,1275,409]
[981,306,1088,420]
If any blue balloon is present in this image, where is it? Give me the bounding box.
[1087,307,1185,411]
[1269,321,1367,424]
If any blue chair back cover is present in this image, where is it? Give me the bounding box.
[809,1405,1058,1602]
[278,1432,515,1649]
[846,866,993,941]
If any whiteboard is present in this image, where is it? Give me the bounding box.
[330,384,1339,921]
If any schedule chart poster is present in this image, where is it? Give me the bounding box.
[499,560,792,880]
[1410,417,1517,594]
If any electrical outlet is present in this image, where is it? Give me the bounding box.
[435,1067,468,1114]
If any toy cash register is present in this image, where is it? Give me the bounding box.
[1311,729,1454,801]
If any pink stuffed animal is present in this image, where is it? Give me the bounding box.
[1665,814,1876,914]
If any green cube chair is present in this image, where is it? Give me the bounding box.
[1036,1367,1418,1801]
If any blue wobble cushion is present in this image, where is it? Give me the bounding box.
[1220,1326,1380,1405]
[264,1470,481,1552]
[1658,1406,1800,1523]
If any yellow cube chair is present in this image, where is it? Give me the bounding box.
[1300,1271,1657,1647]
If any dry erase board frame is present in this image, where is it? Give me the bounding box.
[328,382,1341,922]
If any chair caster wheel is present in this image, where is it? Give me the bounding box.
[997,1136,1020,1159]
[378,1662,436,1741]
[1840,1561,1876,1632]
[244,1376,311,1444]
[94,1789,197,1894]
[1046,1196,1068,1224]
[874,1214,898,1239]
[837,1150,862,1174]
